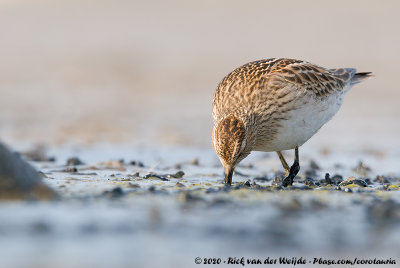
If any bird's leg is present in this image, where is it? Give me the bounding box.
[282,146,300,187]
[276,151,290,177]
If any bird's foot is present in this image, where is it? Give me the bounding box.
[282,161,300,187]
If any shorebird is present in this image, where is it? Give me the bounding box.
[212,58,371,186]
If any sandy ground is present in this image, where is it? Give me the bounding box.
[1,1,400,267]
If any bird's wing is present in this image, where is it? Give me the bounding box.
[266,59,346,97]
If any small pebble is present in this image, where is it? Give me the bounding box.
[128,172,140,178]
[339,177,368,187]
[364,178,372,185]
[304,178,316,187]
[251,181,262,189]
[331,174,344,184]
[64,167,77,173]
[144,174,169,181]
[325,173,333,185]
[129,160,144,167]
[66,157,84,166]
[374,175,391,184]
[167,171,185,179]
[383,184,391,191]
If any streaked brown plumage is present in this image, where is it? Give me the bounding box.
[212,58,372,185]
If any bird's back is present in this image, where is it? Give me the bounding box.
[212,58,370,125]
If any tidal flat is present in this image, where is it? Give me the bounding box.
[0,145,399,268]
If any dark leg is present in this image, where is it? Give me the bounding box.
[282,146,300,187]
[276,151,290,177]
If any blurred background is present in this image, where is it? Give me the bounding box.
[0,0,399,150]
[1,2,400,267]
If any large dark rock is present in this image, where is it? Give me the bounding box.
[0,143,58,200]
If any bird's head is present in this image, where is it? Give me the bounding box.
[212,114,255,185]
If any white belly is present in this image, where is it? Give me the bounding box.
[255,92,344,152]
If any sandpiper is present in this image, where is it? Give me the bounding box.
[212,58,371,186]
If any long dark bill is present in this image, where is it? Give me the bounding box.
[224,167,233,185]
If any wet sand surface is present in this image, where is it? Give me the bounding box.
[1,145,399,268]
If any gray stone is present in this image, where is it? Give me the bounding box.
[0,142,58,200]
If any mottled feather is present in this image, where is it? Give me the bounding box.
[212,58,368,126]
[212,114,246,165]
